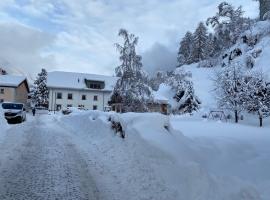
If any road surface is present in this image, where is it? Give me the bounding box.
[0,115,99,200]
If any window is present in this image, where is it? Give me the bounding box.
[90,83,101,89]
[56,92,62,99]
[82,95,86,100]
[93,105,98,110]
[94,95,98,101]
[67,104,72,108]
[85,80,105,89]
[0,88,4,94]
[67,93,73,100]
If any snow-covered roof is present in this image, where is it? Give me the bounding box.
[0,75,27,87]
[152,84,171,104]
[153,91,169,104]
[47,71,118,91]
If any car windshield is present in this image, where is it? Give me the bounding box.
[2,103,23,110]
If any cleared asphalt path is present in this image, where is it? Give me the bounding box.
[0,116,99,200]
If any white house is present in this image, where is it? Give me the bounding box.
[47,71,118,111]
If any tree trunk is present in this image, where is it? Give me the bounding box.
[259,117,263,127]
[234,110,239,123]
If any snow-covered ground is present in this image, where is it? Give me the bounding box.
[0,105,9,133]
[1,110,268,199]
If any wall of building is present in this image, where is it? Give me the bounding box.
[15,82,29,104]
[48,88,112,111]
[0,87,15,103]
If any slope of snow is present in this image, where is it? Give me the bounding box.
[171,116,270,199]
[254,35,270,77]
[180,64,216,113]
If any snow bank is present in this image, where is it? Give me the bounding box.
[0,105,8,132]
[58,111,262,199]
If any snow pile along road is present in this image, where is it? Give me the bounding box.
[0,106,8,132]
[59,110,263,200]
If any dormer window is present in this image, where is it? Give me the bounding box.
[85,79,105,90]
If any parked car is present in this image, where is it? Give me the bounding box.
[1,102,27,123]
[62,108,72,115]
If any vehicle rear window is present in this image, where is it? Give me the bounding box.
[2,103,23,110]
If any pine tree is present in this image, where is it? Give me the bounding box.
[32,68,49,108]
[192,22,209,62]
[110,29,152,112]
[177,31,193,66]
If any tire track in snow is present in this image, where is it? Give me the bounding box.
[0,116,99,200]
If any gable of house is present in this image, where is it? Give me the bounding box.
[0,75,29,104]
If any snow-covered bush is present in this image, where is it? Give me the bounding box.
[166,70,200,114]
[242,33,259,47]
[245,55,255,68]
[251,48,262,58]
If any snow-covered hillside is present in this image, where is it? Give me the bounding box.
[221,20,270,77]
[169,20,270,117]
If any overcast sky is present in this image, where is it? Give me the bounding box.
[0,0,258,78]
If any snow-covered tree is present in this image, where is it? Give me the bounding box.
[243,71,270,127]
[177,31,194,66]
[166,70,200,114]
[207,33,221,58]
[192,22,209,62]
[110,29,152,112]
[207,2,249,49]
[149,71,168,91]
[254,0,270,20]
[32,68,49,107]
[213,62,246,123]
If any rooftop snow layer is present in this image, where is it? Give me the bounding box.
[0,75,26,87]
[47,71,118,91]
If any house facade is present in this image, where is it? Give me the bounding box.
[0,75,30,105]
[47,71,118,111]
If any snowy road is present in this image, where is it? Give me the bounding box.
[0,116,99,200]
